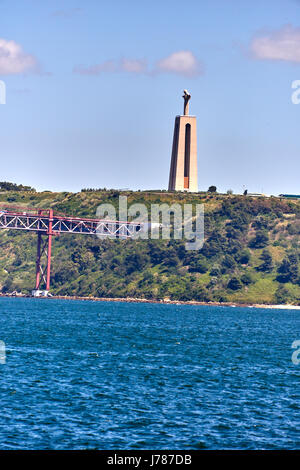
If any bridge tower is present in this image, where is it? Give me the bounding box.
[32,209,54,297]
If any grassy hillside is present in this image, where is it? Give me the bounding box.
[0,189,300,304]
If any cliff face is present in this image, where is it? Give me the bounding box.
[0,189,300,305]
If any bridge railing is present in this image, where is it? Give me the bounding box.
[0,209,143,238]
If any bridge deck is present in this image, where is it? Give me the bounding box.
[0,208,143,238]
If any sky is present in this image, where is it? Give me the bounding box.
[1,0,300,195]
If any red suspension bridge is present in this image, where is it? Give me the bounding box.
[0,206,143,296]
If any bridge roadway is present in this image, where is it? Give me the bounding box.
[0,206,143,238]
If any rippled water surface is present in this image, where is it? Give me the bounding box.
[0,298,299,449]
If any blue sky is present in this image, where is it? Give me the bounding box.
[1,0,300,194]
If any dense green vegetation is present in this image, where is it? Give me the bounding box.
[1,189,300,304]
[0,181,36,192]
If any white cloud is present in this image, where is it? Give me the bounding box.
[0,38,38,75]
[155,50,203,76]
[73,61,117,75]
[250,25,300,63]
[73,59,147,75]
[120,58,147,73]
[73,51,203,77]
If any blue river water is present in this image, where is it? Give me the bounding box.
[0,298,299,450]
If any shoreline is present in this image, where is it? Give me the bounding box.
[1,293,300,309]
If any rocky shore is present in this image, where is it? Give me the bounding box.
[1,292,300,309]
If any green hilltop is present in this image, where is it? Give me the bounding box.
[0,188,300,305]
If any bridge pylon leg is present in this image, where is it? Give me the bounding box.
[35,232,42,290]
[46,211,53,291]
[32,209,54,297]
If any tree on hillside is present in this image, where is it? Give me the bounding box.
[276,253,299,283]
[1,277,14,293]
[249,230,269,249]
[226,226,242,239]
[0,181,35,192]
[253,216,270,231]
[54,261,79,284]
[227,277,242,290]
[208,186,217,193]
[210,264,221,276]
[257,249,273,272]
[188,258,208,273]
[71,249,95,271]
[163,249,179,267]
[237,249,251,264]
[230,213,251,230]
[125,252,149,274]
[274,285,293,304]
[202,231,227,258]
[221,255,236,272]
[147,241,166,265]
[241,272,254,285]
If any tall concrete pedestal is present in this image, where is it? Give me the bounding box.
[168,90,198,192]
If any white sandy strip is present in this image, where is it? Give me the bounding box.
[252,304,300,310]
